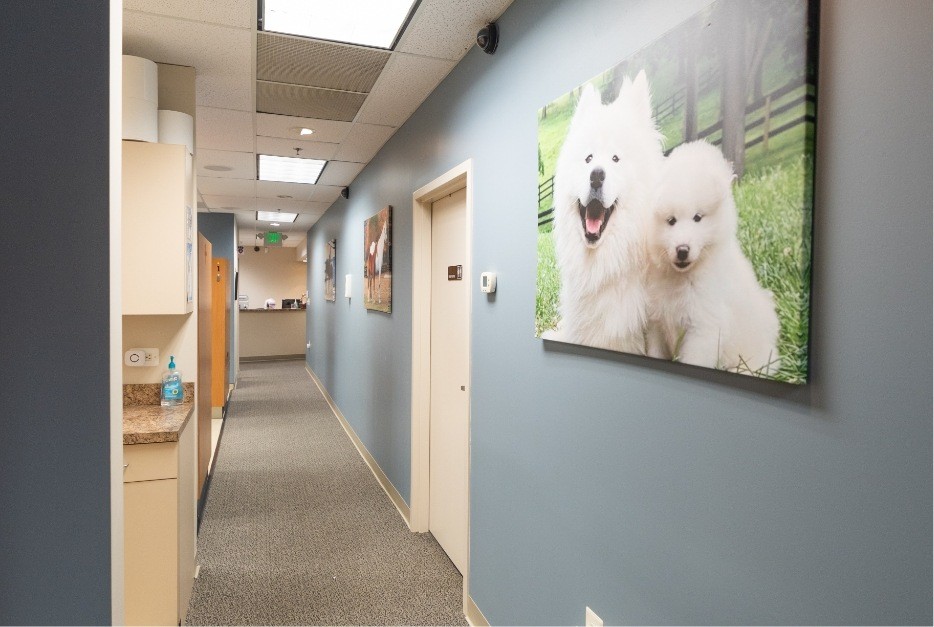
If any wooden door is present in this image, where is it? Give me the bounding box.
[428,186,469,574]
[211,258,230,410]
[197,235,212,495]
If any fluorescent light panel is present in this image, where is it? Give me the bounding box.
[257,211,298,223]
[262,0,416,49]
[258,154,326,185]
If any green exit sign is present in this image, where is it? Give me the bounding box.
[264,231,283,246]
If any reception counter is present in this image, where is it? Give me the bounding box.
[239,308,306,360]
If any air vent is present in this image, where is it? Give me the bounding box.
[257,81,366,121]
[257,33,389,93]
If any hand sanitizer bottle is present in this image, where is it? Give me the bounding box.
[161,355,183,406]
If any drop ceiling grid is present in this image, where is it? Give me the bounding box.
[195,149,257,180]
[353,52,458,127]
[395,0,515,60]
[197,107,255,152]
[255,113,353,143]
[123,10,253,111]
[123,1,255,30]
[255,136,340,161]
[333,123,398,162]
[197,177,257,198]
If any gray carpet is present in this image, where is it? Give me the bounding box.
[185,360,467,626]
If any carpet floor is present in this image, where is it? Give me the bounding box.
[185,360,467,626]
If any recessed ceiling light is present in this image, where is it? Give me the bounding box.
[287,126,314,137]
[262,0,417,49]
[204,164,233,172]
[257,211,298,223]
[258,154,326,185]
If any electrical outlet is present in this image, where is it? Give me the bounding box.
[306,342,311,350]
[585,607,603,627]
[125,348,159,367]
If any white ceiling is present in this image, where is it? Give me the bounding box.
[123,0,514,248]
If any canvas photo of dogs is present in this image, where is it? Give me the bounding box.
[364,206,392,313]
[536,0,816,384]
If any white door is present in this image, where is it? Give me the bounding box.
[429,186,469,574]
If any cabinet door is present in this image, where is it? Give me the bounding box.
[122,140,192,315]
[125,478,178,626]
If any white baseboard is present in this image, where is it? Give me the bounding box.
[304,365,411,526]
[465,594,489,626]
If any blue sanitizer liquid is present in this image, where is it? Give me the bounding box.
[161,356,183,406]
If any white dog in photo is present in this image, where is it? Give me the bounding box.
[646,140,780,374]
[544,71,664,354]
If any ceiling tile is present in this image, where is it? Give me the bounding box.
[396,0,514,60]
[196,107,254,152]
[124,1,255,29]
[255,197,320,213]
[197,177,256,197]
[334,123,397,162]
[311,186,345,203]
[202,194,257,211]
[317,161,366,187]
[354,53,457,127]
[257,33,389,93]
[255,114,352,144]
[257,82,366,121]
[195,149,256,179]
[123,12,253,111]
[255,136,339,161]
[255,180,316,202]
[196,74,253,111]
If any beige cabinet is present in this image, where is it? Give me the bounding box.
[123,415,196,626]
[122,140,194,315]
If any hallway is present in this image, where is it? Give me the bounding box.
[186,360,466,626]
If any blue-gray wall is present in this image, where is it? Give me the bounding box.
[0,1,112,624]
[307,0,932,624]
[198,212,237,382]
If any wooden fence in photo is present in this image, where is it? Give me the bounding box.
[538,77,816,229]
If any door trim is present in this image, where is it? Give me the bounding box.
[410,158,473,609]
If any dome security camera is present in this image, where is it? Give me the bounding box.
[476,22,498,55]
[340,186,349,199]
[253,245,260,252]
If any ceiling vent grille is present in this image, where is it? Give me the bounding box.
[257,33,389,94]
[256,81,367,122]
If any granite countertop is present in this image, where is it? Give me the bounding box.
[123,402,194,445]
[123,383,195,445]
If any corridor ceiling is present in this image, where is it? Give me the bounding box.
[123,0,513,247]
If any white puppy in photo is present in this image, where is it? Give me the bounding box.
[646,141,780,375]
[544,71,664,354]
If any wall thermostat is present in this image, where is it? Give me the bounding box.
[480,272,496,293]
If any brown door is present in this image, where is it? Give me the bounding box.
[211,258,230,410]
[197,235,212,496]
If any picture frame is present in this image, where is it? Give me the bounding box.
[363,206,392,313]
[535,0,817,384]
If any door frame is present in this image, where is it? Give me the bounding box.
[410,158,473,602]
